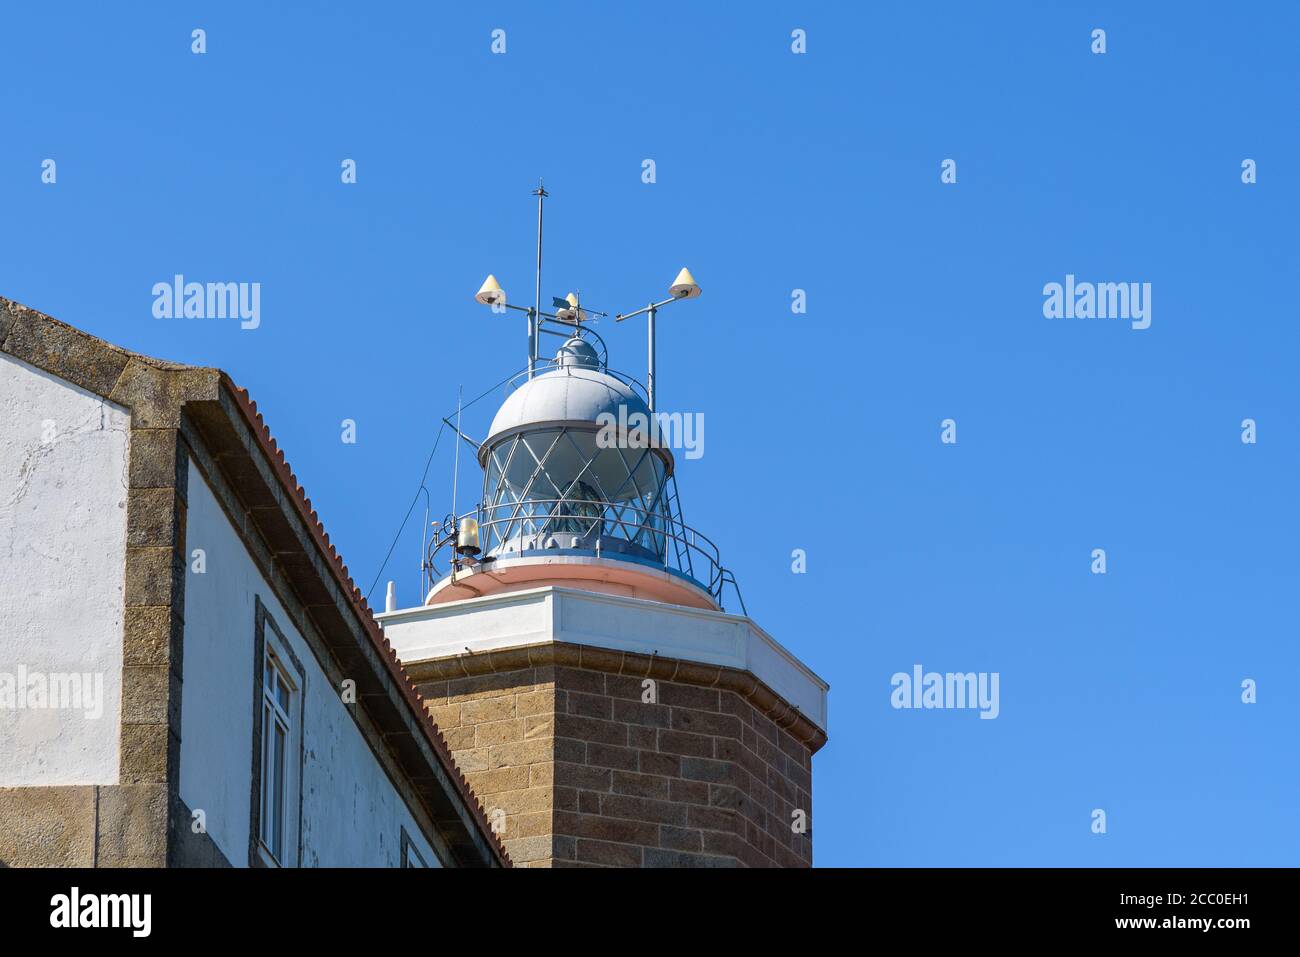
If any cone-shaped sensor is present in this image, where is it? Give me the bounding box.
[475,274,506,306]
[669,267,701,299]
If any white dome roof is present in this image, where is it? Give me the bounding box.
[481,366,652,460]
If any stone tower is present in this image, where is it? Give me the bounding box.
[377,312,827,867]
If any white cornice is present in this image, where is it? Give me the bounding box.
[377,586,828,732]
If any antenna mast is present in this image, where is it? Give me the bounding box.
[530,182,548,379]
[450,388,463,580]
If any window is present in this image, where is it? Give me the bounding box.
[251,599,305,868]
[400,827,430,868]
[259,652,294,864]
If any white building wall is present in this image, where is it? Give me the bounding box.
[0,353,128,786]
[179,461,440,866]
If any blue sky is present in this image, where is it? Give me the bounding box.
[3,2,1297,866]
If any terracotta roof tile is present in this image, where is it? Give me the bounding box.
[223,375,511,867]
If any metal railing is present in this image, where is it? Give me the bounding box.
[428,498,746,614]
[500,361,651,406]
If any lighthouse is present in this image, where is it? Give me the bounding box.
[376,196,828,867]
[425,331,721,612]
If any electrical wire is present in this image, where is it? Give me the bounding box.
[363,368,524,603]
[365,421,445,602]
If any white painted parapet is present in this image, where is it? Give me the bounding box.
[376,586,828,733]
